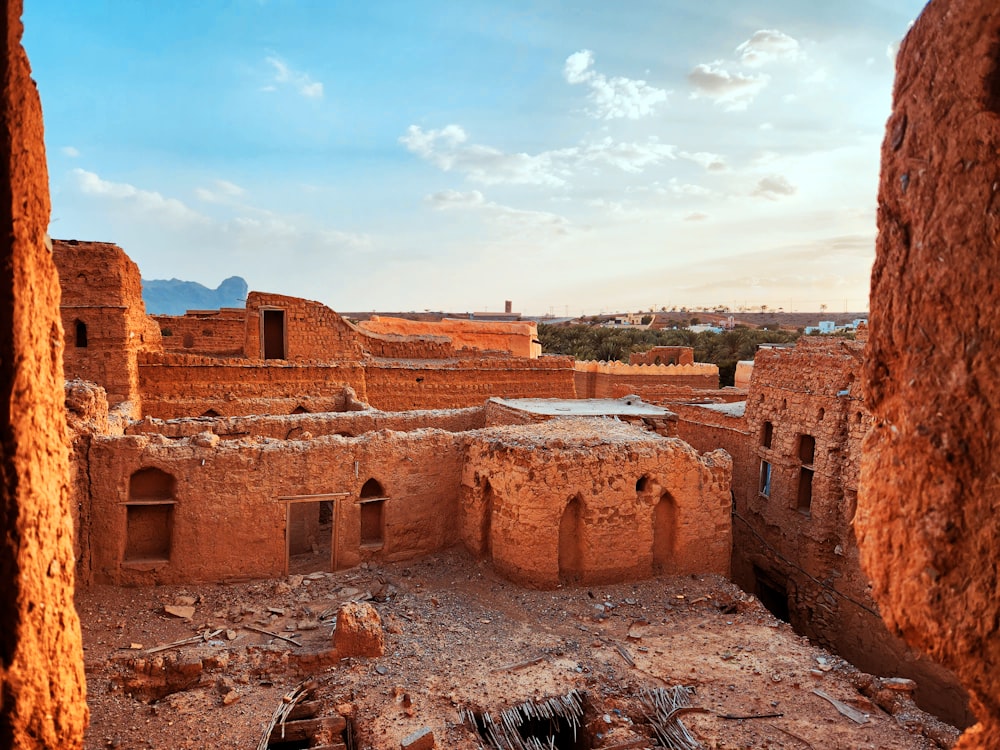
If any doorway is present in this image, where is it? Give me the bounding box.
[262,309,285,359]
[558,495,584,584]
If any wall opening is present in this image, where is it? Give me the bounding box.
[480,480,494,557]
[798,434,816,464]
[129,467,175,501]
[761,421,773,448]
[635,474,650,493]
[124,504,174,562]
[262,308,286,360]
[291,405,309,414]
[759,461,772,497]
[360,478,385,499]
[286,500,332,574]
[558,495,584,584]
[74,319,88,348]
[753,566,790,622]
[200,409,220,418]
[797,468,814,513]
[360,500,385,547]
[652,491,677,574]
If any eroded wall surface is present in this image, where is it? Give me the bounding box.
[859,0,1000,743]
[675,339,970,726]
[460,420,732,588]
[359,316,541,358]
[574,360,719,399]
[0,2,87,744]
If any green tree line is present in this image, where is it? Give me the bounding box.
[537,324,801,386]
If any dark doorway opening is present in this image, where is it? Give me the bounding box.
[754,566,790,622]
[263,309,286,359]
[286,500,332,575]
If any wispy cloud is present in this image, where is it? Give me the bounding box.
[752,174,797,200]
[401,125,679,185]
[73,168,207,225]
[564,49,669,120]
[427,189,571,236]
[688,62,769,111]
[61,146,80,158]
[195,179,247,204]
[736,30,803,67]
[265,56,323,99]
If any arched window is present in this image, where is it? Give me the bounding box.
[359,478,386,547]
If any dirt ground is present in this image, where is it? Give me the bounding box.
[78,547,957,750]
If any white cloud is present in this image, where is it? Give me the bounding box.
[752,174,797,200]
[665,178,716,198]
[688,62,769,111]
[401,126,680,184]
[736,30,803,67]
[564,49,669,120]
[61,146,80,158]
[680,151,727,172]
[73,168,207,225]
[195,179,247,204]
[265,56,323,99]
[427,189,571,236]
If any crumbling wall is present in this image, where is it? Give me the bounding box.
[0,1,87,743]
[574,360,719,399]
[859,0,1000,743]
[52,239,161,413]
[364,357,576,411]
[137,353,369,418]
[727,339,969,726]
[125,406,488,441]
[154,309,246,357]
[460,420,732,588]
[81,429,465,585]
[244,292,364,361]
[360,315,542,358]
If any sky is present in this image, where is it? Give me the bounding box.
[23,0,927,316]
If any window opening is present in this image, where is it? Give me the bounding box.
[761,421,773,448]
[74,320,88,348]
[759,461,772,497]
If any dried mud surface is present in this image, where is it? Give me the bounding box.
[80,548,953,750]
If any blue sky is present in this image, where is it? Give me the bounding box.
[24,0,926,316]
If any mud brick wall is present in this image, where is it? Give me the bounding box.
[154,309,245,357]
[80,429,466,585]
[137,353,368,419]
[353,328,456,359]
[611,384,744,403]
[53,239,161,410]
[629,346,694,366]
[360,316,541,358]
[364,357,576,411]
[0,3,88,743]
[459,420,732,588]
[737,339,969,726]
[244,292,364,361]
[125,406,488,441]
[574,360,718,399]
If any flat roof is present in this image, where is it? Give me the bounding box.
[493,396,674,417]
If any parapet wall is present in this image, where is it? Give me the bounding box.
[137,353,368,419]
[574,359,719,399]
[244,291,364,361]
[364,357,576,411]
[359,315,541,358]
[155,309,246,357]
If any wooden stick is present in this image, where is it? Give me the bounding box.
[246,624,303,646]
[615,643,636,667]
[719,712,784,720]
[492,655,545,672]
[144,629,223,654]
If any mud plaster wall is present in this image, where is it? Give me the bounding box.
[363,358,576,411]
[574,360,718,399]
[53,239,161,411]
[360,316,541,358]
[858,0,1000,742]
[613,385,746,404]
[734,340,968,726]
[244,292,364,361]
[154,310,245,357]
[79,429,465,585]
[125,406,488,441]
[137,354,368,419]
[0,1,88,744]
[459,421,732,588]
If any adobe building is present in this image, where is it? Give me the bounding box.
[668,336,971,727]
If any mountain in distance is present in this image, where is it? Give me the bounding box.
[142,276,248,316]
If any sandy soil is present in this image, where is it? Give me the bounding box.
[78,548,954,750]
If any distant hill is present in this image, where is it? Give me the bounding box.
[142,276,248,316]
